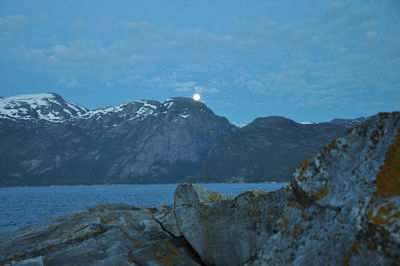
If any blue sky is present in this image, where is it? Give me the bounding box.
[1,0,399,124]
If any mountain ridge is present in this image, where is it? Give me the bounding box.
[0,92,371,186]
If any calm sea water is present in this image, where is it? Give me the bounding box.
[0,183,288,233]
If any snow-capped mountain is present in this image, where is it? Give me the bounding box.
[0,93,237,186]
[0,93,88,122]
[0,93,374,186]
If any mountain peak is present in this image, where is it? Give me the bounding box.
[330,117,369,128]
[247,116,297,128]
[0,92,87,122]
[4,92,62,103]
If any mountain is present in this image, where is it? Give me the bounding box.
[190,116,347,182]
[330,116,368,128]
[0,93,371,186]
[0,94,237,186]
[0,93,88,122]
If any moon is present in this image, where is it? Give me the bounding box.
[193,93,201,101]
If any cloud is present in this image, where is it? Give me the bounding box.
[246,80,265,94]
[194,87,219,93]
[171,81,219,93]
[0,15,28,29]
[59,77,80,88]
[72,20,87,29]
[172,81,196,92]
[1,0,398,117]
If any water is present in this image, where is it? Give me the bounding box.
[0,183,288,233]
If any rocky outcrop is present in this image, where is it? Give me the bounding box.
[0,204,203,265]
[1,112,399,265]
[174,184,291,265]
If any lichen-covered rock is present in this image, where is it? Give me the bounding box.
[153,205,182,238]
[248,112,400,265]
[0,203,202,266]
[174,184,292,265]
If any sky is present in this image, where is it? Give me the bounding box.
[0,0,399,124]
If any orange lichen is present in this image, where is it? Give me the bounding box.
[208,192,223,202]
[128,255,135,263]
[78,227,102,240]
[368,203,400,226]
[132,240,144,250]
[277,214,289,239]
[301,210,308,221]
[293,223,299,238]
[46,225,58,231]
[312,187,329,200]
[97,215,121,224]
[298,158,311,181]
[199,203,208,218]
[375,127,400,197]
[324,138,337,152]
[73,225,85,233]
[167,241,180,254]
[343,243,361,266]
[154,253,180,266]
[153,241,181,266]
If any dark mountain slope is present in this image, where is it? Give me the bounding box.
[191,116,347,182]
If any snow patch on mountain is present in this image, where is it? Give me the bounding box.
[82,104,129,119]
[299,121,317,125]
[136,100,158,109]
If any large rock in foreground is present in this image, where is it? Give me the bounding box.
[174,112,400,265]
[174,184,291,265]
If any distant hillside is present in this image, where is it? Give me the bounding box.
[190,116,347,182]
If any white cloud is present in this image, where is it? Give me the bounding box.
[59,77,80,88]
[0,15,28,29]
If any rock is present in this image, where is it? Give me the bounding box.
[0,203,202,265]
[247,112,400,265]
[153,205,182,238]
[174,184,292,265]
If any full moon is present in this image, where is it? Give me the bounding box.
[193,93,201,101]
